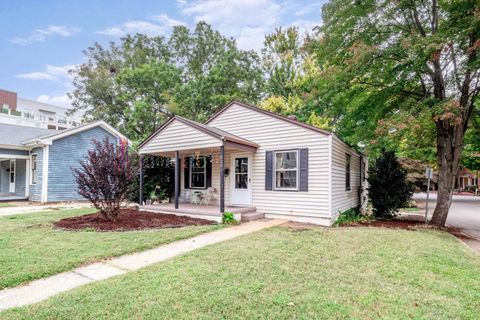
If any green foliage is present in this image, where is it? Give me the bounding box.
[262,26,303,98]
[308,0,480,164]
[222,212,236,224]
[128,155,174,203]
[333,207,369,226]
[368,150,414,219]
[149,190,157,202]
[69,22,264,145]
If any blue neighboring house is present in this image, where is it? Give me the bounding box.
[0,121,128,203]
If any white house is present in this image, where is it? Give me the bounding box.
[0,89,82,130]
[138,101,367,226]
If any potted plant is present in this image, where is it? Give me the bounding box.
[149,190,158,204]
[159,189,169,203]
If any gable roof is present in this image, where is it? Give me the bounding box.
[206,100,332,136]
[138,115,259,150]
[0,124,55,148]
[22,121,130,146]
[206,100,364,155]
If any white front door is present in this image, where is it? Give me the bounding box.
[230,154,252,205]
[9,159,15,193]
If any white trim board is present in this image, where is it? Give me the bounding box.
[41,145,49,203]
[22,121,130,147]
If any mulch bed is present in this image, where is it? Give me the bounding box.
[53,209,216,231]
[342,218,472,239]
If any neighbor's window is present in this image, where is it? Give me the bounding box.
[31,154,37,184]
[275,150,298,190]
[190,156,206,188]
[346,154,351,191]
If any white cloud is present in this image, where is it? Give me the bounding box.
[151,13,186,27]
[96,14,185,37]
[293,2,323,17]
[179,0,283,51]
[36,94,72,108]
[16,64,75,86]
[10,25,80,46]
[289,19,321,35]
[96,21,167,37]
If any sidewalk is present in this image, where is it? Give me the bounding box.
[0,203,92,217]
[0,219,287,312]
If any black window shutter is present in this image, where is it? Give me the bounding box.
[265,151,273,190]
[184,157,190,189]
[299,148,309,192]
[206,156,212,188]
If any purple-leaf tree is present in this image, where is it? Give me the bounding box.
[73,137,133,221]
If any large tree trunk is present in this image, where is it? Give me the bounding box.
[430,123,464,226]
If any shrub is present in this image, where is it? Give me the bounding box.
[128,155,174,203]
[334,207,370,226]
[222,212,236,224]
[368,150,414,219]
[73,137,133,221]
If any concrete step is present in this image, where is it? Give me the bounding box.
[241,211,265,222]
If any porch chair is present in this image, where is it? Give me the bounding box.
[190,191,204,205]
[204,187,217,205]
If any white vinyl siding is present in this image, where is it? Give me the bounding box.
[140,119,222,153]
[331,135,361,219]
[208,102,331,221]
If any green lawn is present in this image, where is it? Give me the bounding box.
[0,202,13,208]
[0,208,221,289]
[2,225,479,319]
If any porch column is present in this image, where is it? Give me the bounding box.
[175,151,180,209]
[139,154,144,205]
[219,144,225,213]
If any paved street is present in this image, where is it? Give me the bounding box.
[414,192,480,239]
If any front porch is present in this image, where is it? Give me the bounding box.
[138,115,260,222]
[140,203,258,223]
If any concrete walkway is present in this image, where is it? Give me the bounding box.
[0,203,92,217]
[0,219,287,312]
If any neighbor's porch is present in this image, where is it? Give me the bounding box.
[0,156,30,201]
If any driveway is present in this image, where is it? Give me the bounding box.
[414,192,480,240]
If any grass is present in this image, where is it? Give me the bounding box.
[401,207,421,212]
[0,202,14,208]
[0,208,221,289]
[2,225,479,319]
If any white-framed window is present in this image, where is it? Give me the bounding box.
[190,156,206,189]
[274,150,298,190]
[346,154,351,191]
[31,154,38,184]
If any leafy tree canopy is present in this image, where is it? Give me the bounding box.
[69,22,264,145]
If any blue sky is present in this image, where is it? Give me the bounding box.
[1,0,326,108]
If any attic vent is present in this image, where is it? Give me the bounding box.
[287,115,297,121]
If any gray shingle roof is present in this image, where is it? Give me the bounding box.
[0,123,56,147]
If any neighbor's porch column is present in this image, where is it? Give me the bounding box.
[139,154,144,206]
[175,151,180,209]
[219,144,225,213]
